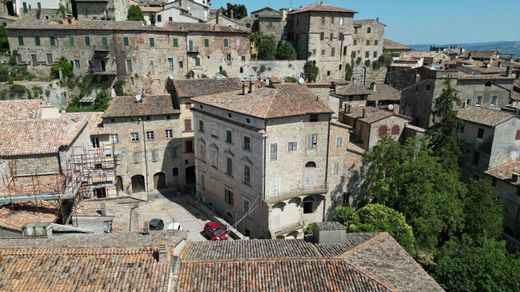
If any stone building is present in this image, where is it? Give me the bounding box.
[383,39,411,55]
[12,0,71,21]
[457,106,520,180]
[400,68,516,129]
[286,2,356,81]
[486,160,520,242]
[340,106,411,150]
[191,83,359,239]
[154,0,208,26]
[351,19,385,64]
[102,94,188,194]
[250,7,285,41]
[6,19,250,95]
[72,0,135,21]
[330,83,400,115]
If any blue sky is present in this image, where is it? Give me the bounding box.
[211,0,520,45]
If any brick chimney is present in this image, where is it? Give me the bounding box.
[242,83,248,95]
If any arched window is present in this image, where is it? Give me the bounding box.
[172,167,179,176]
[378,126,388,137]
[305,161,316,168]
[391,125,400,135]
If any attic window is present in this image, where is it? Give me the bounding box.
[485,82,492,87]
[228,113,232,118]
[246,118,251,124]
[200,105,204,109]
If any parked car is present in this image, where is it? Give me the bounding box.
[203,221,228,240]
[149,219,164,231]
[167,222,183,231]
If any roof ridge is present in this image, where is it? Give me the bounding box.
[343,257,398,292]
[182,256,347,264]
[263,87,279,119]
[338,232,387,258]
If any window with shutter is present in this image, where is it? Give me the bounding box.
[378,126,388,137]
[391,125,400,135]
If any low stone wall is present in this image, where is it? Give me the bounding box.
[244,60,307,81]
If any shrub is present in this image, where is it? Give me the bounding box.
[51,57,73,79]
[304,61,319,82]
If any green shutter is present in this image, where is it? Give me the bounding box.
[22,2,27,13]
[123,36,129,46]
[69,36,74,47]
[34,36,40,46]
[204,39,209,48]
[149,37,155,47]
[195,57,200,66]
[18,36,23,46]
[173,38,178,47]
[224,38,228,47]
[102,36,108,47]
[37,2,41,10]
[50,36,56,46]
[84,36,90,46]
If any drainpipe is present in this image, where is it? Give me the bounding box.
[363,66,367,85]
[140,118,150,199]
[323,115,331,222]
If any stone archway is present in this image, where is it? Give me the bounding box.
[131,175,145,193]
[153,172,166,189]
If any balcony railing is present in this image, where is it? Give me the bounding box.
[266,184,328,204]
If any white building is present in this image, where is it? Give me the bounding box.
[191,82,359,239]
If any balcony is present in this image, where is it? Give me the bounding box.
[266,184,328,204]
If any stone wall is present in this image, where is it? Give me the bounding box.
[351,65,387,85]
[0,80,69,109]
[245,60,306,80]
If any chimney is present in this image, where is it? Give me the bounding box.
[362,108,366,118]
[249,81,255,93]
[506,65,512,77]
[242,83,248,95]
[216,9,220,24]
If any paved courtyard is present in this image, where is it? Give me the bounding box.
[136,191,209,241]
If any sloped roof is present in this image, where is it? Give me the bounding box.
[104,95,180,118]
[383,39,411,51]
[192,83,333,119]
[0,201,58,231]
[64,112,111,135]
[178,232,441,291]
[0,116,88,156]
[368,84,400,101]
[457,106,514,127]
[0,247,170,291]
[289,2,357,14]
[0,99,43,120]
[345,107,409,124]
[335,84,372,96]
[485,159,520,185]
[172,78,242,98]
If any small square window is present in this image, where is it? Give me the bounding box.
[131,132,139,142]
[165,129,173,138]
[146,131,155,140]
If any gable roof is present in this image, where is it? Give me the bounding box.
[0,99,43,120]
[172,78,242,98]
[368,84,401,101]
[192,83,333,119]
[457,106,514,127]
[345,107,409,124]
[485,159,520,185]
[289,2,357,14]
[335,84,373,96]
[104,95,180,118]
[177,232,441,291]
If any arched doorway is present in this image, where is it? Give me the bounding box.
[304,161,316,189]
[131,175,145,193]
[153,172,166,189]
[115,176,123,193]
[186,166,196,185]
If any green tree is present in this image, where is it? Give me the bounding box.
[463,180,504,239]
[348,204,416,254]
[93,91,111,111]
[113,79,125,96]
[257,35,277,60]
[0,64,9,82]
[220,3,247,19]
[50,57,73,79]
[0,26,9,52]
[276,42,297,60]
[304,61,319,82]
[433,237,520,292]
[362,137,464,250]
[333,206,355,225]
[425,78,462,173]
[127,5,144,21]
[249,31,263,43]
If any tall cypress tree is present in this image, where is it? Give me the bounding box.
[426,78,462,173]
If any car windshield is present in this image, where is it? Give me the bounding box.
[212,228,224,235]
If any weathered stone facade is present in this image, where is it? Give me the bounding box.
[74,0,133,21]
[7,20,250,95]
[351,19,385,64]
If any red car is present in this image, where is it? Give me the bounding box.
[203,221,228,240]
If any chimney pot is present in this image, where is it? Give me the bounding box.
[242,83,248,95]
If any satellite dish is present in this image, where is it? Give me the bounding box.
[134,95,142,102]
[298,77,305,84]
[388,104,394,111]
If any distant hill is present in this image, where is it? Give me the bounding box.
[408,41,520,59]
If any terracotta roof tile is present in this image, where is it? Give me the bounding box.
[314,221,347,231]
[0,201,58,231]
[64,112,111,135]
[457,106,514,127]
[383,39,411,51]
[0,116,88,156]
[345,107,407,124]
[340,233,444,291]
[485,159,520,185]
[192,83,333,119]
[315,233,378,257]
[289,2,357,14]
[172,78,242,98]
[0,99,43,120]
[104,95,180,118]
[0,247,170,291]
[368,84,400,101]
[335,84,372,96]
